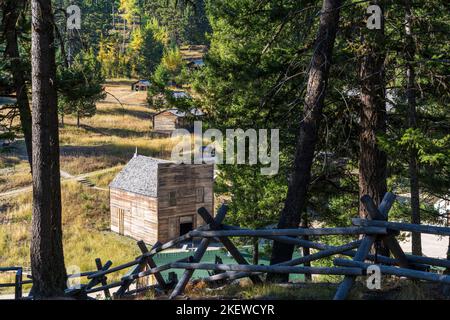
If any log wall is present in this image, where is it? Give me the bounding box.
[110,188,158,244]
[157,163,214,243]
[153,111,178,131]
[152,111,193,132]
[110,163,214,244]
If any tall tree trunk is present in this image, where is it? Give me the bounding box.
[67,29,75,67]
[404,0,422,256]
[2,0,33,169]
[268,0,342,281]
[30,0,67,298]
[112,1,115,30]
[122,19,126,53]
[358,1,387,218]
[446,209,450,275]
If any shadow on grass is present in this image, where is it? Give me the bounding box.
[78,124,149,138]
[0,139,29,167]
[60,143,171,161]
[95,107,152,120]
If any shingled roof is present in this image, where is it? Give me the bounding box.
[109,155,172,197]
[154,108,204,118]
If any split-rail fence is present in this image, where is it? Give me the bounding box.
[1,192,450,300]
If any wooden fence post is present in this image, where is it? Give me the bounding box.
[198,206,262,284]
[333,235,376,300]
[95,258,111,299]
[14,268,22,299]
[362,193,410,268]
[334,192,397,300]
[114,261,145,298]
[84,260,112,294]
[137,240,167,289]
[169,205,228,299]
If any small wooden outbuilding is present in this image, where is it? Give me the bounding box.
[131,80,150,91]
[109,155,214,244]
[152,108,204,133]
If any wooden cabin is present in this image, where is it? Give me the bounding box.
[131,80,150,91]
[152,108,204,133]
[109,155,214,244]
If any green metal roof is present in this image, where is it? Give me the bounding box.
[153,248,305,282]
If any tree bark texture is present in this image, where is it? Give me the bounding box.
[404,0,422,256]
[358,1,388,218]
[269,0,342,281]
[30,0,67,298]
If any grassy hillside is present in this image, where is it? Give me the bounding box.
[0,80,176,189]
[0,173,141,294]
[0,80,177,293]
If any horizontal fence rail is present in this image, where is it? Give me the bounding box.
[189,226,388,238]
[2,192,450,300]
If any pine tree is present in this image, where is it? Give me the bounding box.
[30,0,67,298]
[1,0,33,168]
[58,50,106,127]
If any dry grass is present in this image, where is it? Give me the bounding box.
[59,134,176,175]
[178,278,450,300]
[0,164,32,193]
[183,280,338,300]
[89,167,123,188]
[57,82,177,175]
[0,80,176,294]
[0,81,176,187]
[0,153,23,169]
[0,176,140,294]
[0,142,32,192]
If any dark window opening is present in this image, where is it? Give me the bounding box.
[169,191,177,206]
[196,187,204,203]
[179,222,193,236]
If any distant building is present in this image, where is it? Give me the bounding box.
[186,58,205,69]
[131,80,151,91]
[435,197,450,220]
[152,108,204,133]
[171,91,189,99]
[109,155,214,244]
[149,90,190,109]
[180,44,207,69]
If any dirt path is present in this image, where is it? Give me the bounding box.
[400,233,449,259]
[0,166,120,199]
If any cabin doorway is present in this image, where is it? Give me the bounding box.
[179,215,194,236]
[118,208,125,235]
